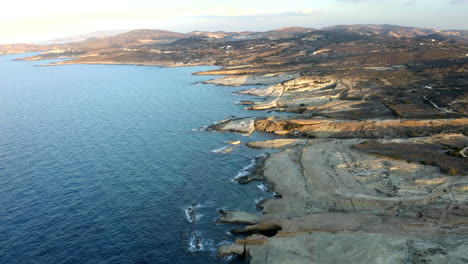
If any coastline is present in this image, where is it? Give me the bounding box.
[8,47,468,263]
[208,73,468,263]
[43,59,468,263]
[36,60,212,67]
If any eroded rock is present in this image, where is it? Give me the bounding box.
[246,232,468,264]
[211,117,256,135]
[255,118,468,138]
[217,243,245,257]
[219,135,468,263]
[217,210,260,225]
[204,72,300,86]
[247,139,309,149]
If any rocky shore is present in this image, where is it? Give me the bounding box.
[201,51,467,263]
[9,25,468,263]
[209,70,468,263]
[216,135,468,263]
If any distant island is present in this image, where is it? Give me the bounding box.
[3,24,468,263]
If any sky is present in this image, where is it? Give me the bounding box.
[1,0,467,43]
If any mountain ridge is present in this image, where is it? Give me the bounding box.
[2,23,468,55]
[39,30,130,45]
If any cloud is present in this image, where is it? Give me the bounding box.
[189,8,321,18]
[403,0,417,5]
[281,9,322,16]
[334,0,368,2]
[295,8,319,15]
[337,0,466,3]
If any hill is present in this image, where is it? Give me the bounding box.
[41,30,129,44]
[0,43,49,55]
[323,24,468,40]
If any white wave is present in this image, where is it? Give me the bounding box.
[211,146,233,154]
[211,146,227,153]
[242,158,256,171]
[218,240,233,246]
[185,201,214,223]
[233,157,257,181]
[257,184,268,192]
[254,198,264,205]
[233,171,249,180]
[188,232,216,252]
[195,201,213,208]
[221,255,234,262]
[185,207,196,223]
[196,214,203,222]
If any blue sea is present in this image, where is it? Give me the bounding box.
[0,54,281,264]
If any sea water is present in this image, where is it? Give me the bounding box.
[0,54,282,264]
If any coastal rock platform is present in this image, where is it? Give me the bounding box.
[219,135,468,263]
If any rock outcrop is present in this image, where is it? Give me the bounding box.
[247,139,308,149]
[211,50,467,263]
[217,210,260,225]
[203,72,300,86]
[219,135,468,263]
[210,117,256,135]
[255,117,468,138]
